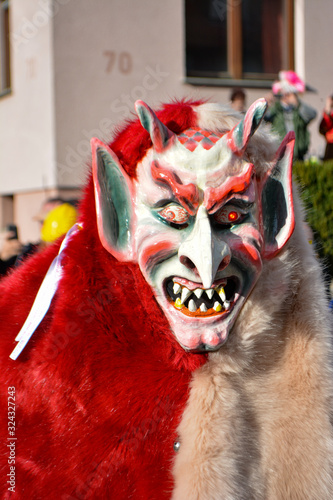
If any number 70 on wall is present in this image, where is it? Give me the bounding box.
[103,51,133,74]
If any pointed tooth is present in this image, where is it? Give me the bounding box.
[194,288,203,299]
[181,287,192,304]
[206,289,214,300]
[218,287,226,302]
[188,299,197,312]
[224,300,230,311]
[200,303,207,312]
[173,283,181,295]
[175,298,183,309]
[214,301,222,312]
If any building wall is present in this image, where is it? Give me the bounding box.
[53,0,189,188]
[301,0,333,157]
[1,0,333,242]
[0,0,56,193]
[53,0,333,183]
[0,0,58,241]
[53,0,278,190]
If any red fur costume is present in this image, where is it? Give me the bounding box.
[1,100,333,500]
[0,101,206,500]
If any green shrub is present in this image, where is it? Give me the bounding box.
[293,159,333,278]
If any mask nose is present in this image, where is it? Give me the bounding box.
[178,205,231,289]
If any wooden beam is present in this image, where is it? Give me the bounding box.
[287,0,295,69]
[227,0,242,79]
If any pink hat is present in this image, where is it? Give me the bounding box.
[272,70,306,95]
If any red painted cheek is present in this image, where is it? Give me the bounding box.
[231,241,262,269]
[229,228,263,270]
[139,239,176,275]
[243,241,262,267]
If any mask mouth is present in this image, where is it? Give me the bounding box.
[164,276,239,317]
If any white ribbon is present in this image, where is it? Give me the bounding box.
[9,223,82,360]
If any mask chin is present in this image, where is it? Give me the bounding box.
[173,318,231,352]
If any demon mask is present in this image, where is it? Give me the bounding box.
[92,99,295,352]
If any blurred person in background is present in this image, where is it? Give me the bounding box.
[319,94,333,160]
[0,227,23,275]
[229,88,246,113]
[0,198,78,277]
[264,70,317,160]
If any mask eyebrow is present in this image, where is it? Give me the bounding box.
[151,161,200,215]
[204,163,254,213]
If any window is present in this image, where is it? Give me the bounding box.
[0,0,10,95]
[185,0,294,85]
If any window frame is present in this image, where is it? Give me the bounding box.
[185,0,295,89]
[0,0,11,97]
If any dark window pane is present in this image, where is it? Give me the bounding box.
[186,0,227,76]
[185,0,288,80]
[242,0,283,76]
[0,0,11,92]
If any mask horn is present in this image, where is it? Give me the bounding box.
[135,100,176,153]
[227,98,268,154]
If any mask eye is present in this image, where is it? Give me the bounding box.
[214,206,243,226]
[158,204,190,226]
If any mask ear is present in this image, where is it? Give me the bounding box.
[91,138,136,261]
[261,132,295,259]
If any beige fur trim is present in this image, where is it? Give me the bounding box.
[172,358,264,500]
[172,326,333,499]
[172,141,333,498]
